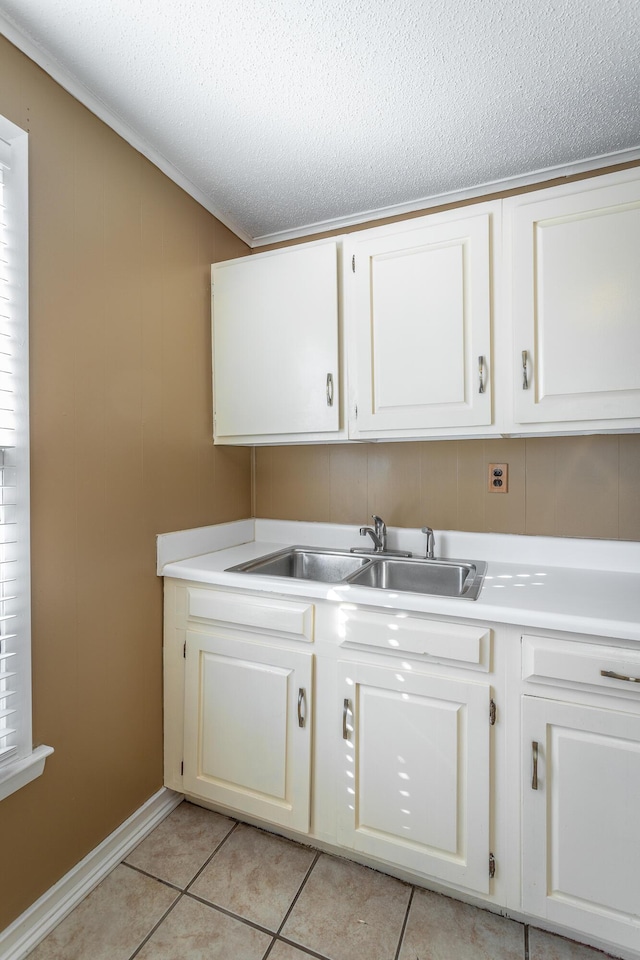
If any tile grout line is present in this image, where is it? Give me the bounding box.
[183,819,241,893]
[271,934,336,960]
[260,936,278,960]
[122,861,184,894]
[275,850,322,936]
[393,885,415,960]
[185,846,324,960]
[127,892,184,960]
[181,886,333,960]
[123,817,243,960]
[524,923,530,960]
[122,820,325,957]
[258,851,325,960]
[185,890,279,937]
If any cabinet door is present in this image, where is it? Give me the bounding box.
[508,172,640,427]
[348,207,495,437]
[212,240,341,443]
[337,660,492,893]
[183,631,313,832]
[522,696,640,951]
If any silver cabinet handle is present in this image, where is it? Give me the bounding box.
[297,688,306,728]
[522,350,530,390]
[601,669,640,684]
[342,698,351,740]
[326,373,334,407]
[531,740,539,790]
[478,355,486,394]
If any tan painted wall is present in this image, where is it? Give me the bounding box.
[255,436,640,541]
[0,37,250,929]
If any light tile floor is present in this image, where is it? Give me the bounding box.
[27,801,618,960]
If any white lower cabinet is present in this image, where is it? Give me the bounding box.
[182,629,313,833]
[336,659,492,893]
[165,579,640,960]
[522,695,640,953]
[521,632,640,955]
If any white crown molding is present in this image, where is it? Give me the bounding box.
[251,145,640,247]
[0,786,182,960]
[0,13,253,248]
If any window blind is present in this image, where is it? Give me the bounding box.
[0,122,52,802]
[0,137,24,768]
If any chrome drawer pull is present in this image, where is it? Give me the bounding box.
[297,688,306,727]
[531,740,539,790]
[342,698,351,740]
[478,355,486,394]
[601,669,640,684]
[522,350,529,390]
[326,373,334,406]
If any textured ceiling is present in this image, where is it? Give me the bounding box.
[1,0,639,244]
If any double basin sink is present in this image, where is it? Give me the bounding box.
[227,546,487,601]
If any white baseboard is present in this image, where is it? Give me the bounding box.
[0,786,182,960]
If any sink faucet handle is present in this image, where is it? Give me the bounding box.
[421,526,435,560]
[371,515,387,549]
[371,514,386,534]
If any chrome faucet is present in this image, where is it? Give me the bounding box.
[351,515,412,557]
[422,526,435,559]
[359,514,387,552]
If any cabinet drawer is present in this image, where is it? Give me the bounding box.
[522,634,640,695]
[187,588,314,641]
[339,608,490,669]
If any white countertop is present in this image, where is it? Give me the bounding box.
[158,519,640,642]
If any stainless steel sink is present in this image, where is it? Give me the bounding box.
[226,546,371,583]
[227,546,487,600]
[344,556,487,600]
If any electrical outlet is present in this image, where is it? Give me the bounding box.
[488,463,508,493]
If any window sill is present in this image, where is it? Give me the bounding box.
[0,745,54,802]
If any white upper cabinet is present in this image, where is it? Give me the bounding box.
[210,168,640,444]
[505,170,640,431]
[212,240,344,444]
[347,204,498,438]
